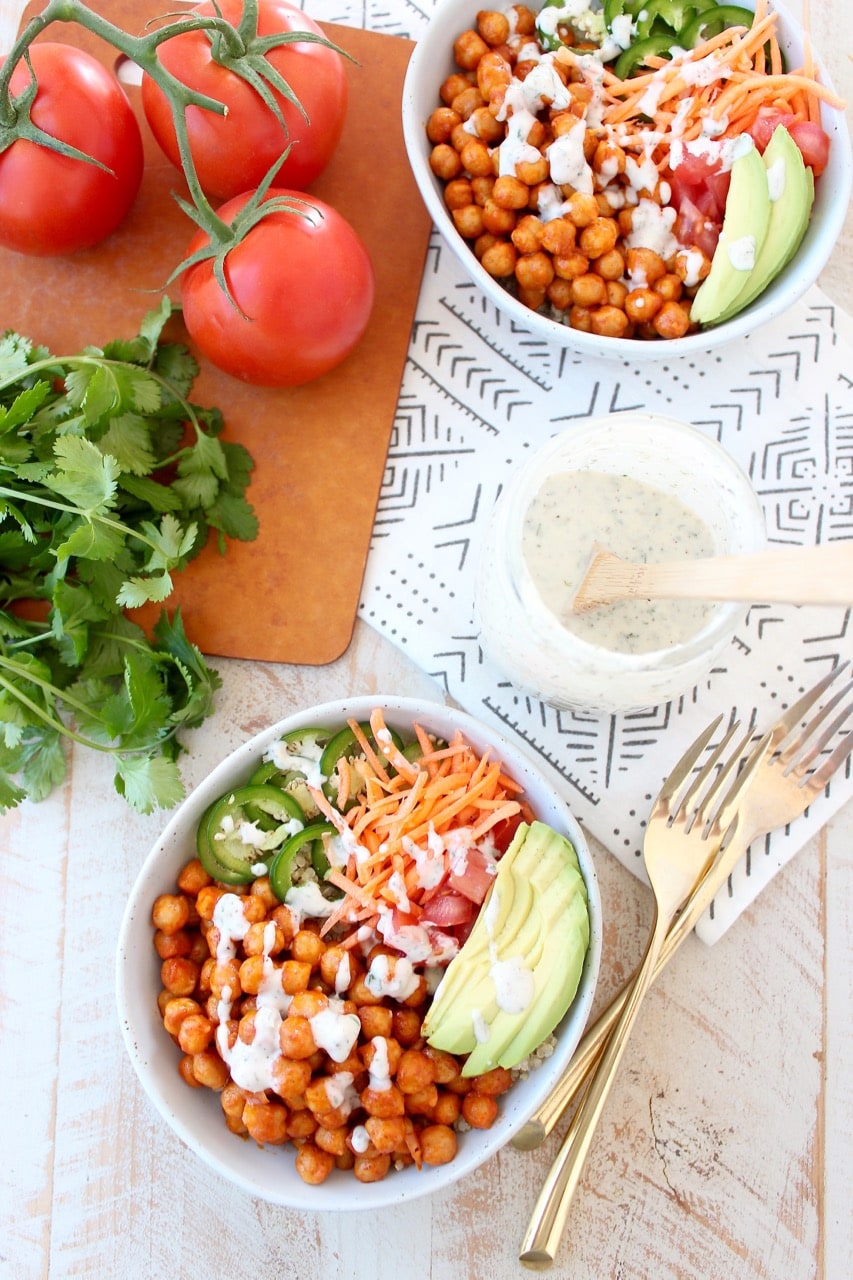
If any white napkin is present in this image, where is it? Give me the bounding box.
[359,239,853,944]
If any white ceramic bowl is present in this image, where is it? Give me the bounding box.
[116,695,602,1210]
[402,0,852,359]
[474,413,767,712]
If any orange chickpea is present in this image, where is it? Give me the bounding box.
[460,137,493,177]
[178,1054,203,1088]
[160,956,200,997]
[564,190,599,227]
[319,945,358,992]
[444,178,473,211]
[424,1045,462,1085]
[515,251,554,291]
[192,1049,230,1090]
[594,247,626,281]
[429,143,463,182]
[553,249,589,280]
[420,1124,458,1166]
[547,277,574,310]
[540,217,576,256]
[281,959,312,994]
[591,305,630,338]
[249,876,278,913]
[270,905,297,947]
[279,1015,317,1060]
[471,173,496,205]
[220,1081,246,1119]
[476,49,512,98]
[396,1049,438,1095]
[454,29,490,70]
[237,954,267,996]
[625,287,663,323]
[511,213,544,255]
[653,272,684,302]
[315,1124,350,1157]
[569,304,594,332]
[472,1066,514,1096]
[194,884,227,921]
[673,247,711,284]
[152,893,190,935]
[482,198,517,236]
[462,1092,500,1129]
[361,1084,405,1119]
[467,105,504,145]
[477,10,511,45]
[427,105,462,144]
[177,1013,215,1055]
[432,1091,462,1126]
[481,239,518,278]
[177,858,212,897]
[289,989,328,1019]
[353,1152,392,1183]
[450,85,485,121]
[578,217,619,259]
[515,156,549,187]
[154,928,193,960]
[209,959,241,1001]
[403,1084,439,1116]
[243,1100,289,1146]
[295,1142,335,1185]
[626,246,666,285]
[358,1005,394,1040]
[517,285,547,310]
[392,1007,423,1046]
[492,174,530,210]
[270,1054,313,1100]
[440,72,474,107]
[571,272,607,307]
[162,996,201,1038]
[452,203,486,240]
[286,1109,318,1140]
[654,300,692,339]
[241,920,282,957]
[365,1115,408,1154]
[349,975,384,1007]
[606,279,629,309]
[474,231,499,260]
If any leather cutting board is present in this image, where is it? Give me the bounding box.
[0,0,431,663]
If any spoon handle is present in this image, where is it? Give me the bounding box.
[573,542,853,613]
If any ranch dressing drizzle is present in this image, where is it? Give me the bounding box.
[522,470,715,653]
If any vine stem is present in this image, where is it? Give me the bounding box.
[0,0,267,244]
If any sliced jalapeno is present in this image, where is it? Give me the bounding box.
[268,821,335,902]
[205,784,307,878]
[681,4,755,45]
[319,720,406,805]
[196,800,255,885]
[634,0,715,40]
[614,31,681,78]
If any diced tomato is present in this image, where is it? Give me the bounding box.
[448,846,496,904]
[420,891,475,927]
[666,153,729,256]
[673,194,721,259]
[489,812,525,854]
[747,107,831,176]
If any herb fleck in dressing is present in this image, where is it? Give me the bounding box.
[522,470,716,654]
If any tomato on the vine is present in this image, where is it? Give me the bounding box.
[142,0,348,201]
[180,188,374,387]
[0,44,144,256]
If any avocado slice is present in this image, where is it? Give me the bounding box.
[690,139,771,327]
[422,821,591,1075]
[714,125,814,323]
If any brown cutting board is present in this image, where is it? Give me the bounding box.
[1,0,431,664]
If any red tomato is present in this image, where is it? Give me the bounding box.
[141,0,348,200]
[0,44,143,256]
[448,847,496,904]
[747,107,831,175]
[420,891,475,927]
[180,188,374,386]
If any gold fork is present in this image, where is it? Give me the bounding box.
[513,660,853,1154]
[518,717,772,1269]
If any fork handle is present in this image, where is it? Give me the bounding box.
[514,830,754,1150]
[519,922,667,1268]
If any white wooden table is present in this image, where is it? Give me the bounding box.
[2,3,852,1277]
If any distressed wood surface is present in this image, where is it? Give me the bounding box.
[1,2,852,1278]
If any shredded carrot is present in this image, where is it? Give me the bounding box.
[307,709,524,947]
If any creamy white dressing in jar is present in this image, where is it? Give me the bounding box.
[474,414,766,713]
[522,469,715,654]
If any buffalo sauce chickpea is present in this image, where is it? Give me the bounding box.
[427,7,713,340]
[152,859,514,1184]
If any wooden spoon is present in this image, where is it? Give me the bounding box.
[571,541,853,614]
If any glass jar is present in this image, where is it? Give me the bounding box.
[474,413,766,714]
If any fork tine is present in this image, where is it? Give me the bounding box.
[702,729,774,840]
[780,676,853,774]
[773,660,851,754]
[654,713,724,814]
[801,727,853,794]
[677,720,745,831]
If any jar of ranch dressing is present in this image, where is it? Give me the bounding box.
[474,414,766,713]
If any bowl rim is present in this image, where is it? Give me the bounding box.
[401,0,852,360]
[116,693,603,1210]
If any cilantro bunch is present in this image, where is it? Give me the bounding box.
[0,298,258,814]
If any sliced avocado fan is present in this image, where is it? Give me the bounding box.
[422,820,591,1077]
